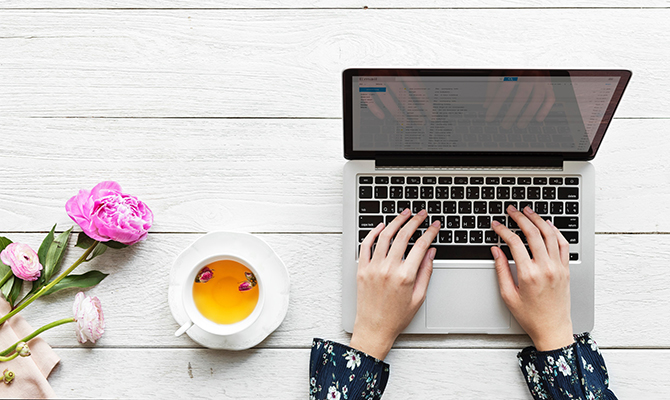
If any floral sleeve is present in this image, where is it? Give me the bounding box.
[310,338,390,400]
[518,332,617,399]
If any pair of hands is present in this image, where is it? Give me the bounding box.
[350,205,573,360]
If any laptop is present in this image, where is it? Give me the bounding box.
[342,69,631,334]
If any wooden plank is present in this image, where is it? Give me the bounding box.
[4,232,669,349]
[46,348,670,399]
[0,118,668,233]
[0,9,666,117]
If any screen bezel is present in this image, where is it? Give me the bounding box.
[343,68,632,161]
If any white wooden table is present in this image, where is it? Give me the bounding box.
[1,2,669,398]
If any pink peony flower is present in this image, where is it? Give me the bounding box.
[66,181,153,246]
[0,243,42,281]
[73,292,105,344]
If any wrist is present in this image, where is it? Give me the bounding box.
[532,328,575,352]
[349,330,395,360]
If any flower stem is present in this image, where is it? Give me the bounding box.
[0,241,99,326]
[0,317,75,357]
[0,271,12,290]
[0,352,19,362]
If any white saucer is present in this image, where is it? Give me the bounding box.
[168,231,290,350]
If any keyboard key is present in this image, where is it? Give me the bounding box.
[481,187,495,199]
[541,215,552,222]
[375,176,389,184]
[489,201,503,214]
[458,201,472,214]
[359,230,371,242]
[469,230,483,243]
[443,201,457,214]
[462,216,475,228]
[438,177,453,184]
[554,217,579,229]
[381,201,395,214]
[565,177,580,185]
[527,187,541,199]
[412,201,426,213]
[504,201,518,211]
[439,230,453,243]
[561,231,579,243]
[486,177,500,185]
[359,186,372,199]
[492,216,507,226]
[550,202,564,214]
[431,216,445,228]
[420,186,434,199]
[509,218,519,229]
[390,186,403,199]
[409,230,422,243]
[454,230,468,243]
[485,230,498,244]
[542,187,556,200]
[470,177,484,184]
[569,253,579,261]
[404,245,495,260]
[420,218,429,228]
[566,202,579,214]
[455,177,468,184]
[405,186,419,199]
[447,216,460,229]
[359,176,373,184]
[473,201,487,214]
[518,177,531,185]
[359,201,379,213]
[550,177,563,185]
[385,215,396,225]
[519,201,533,211]
[466,187,480,199]
[533,177,548,185]
[359,216,383,228]
[502,177,516,184]
[374,186,388,199]
[408,177,421,184]
[477,216,491,229]
[397,201,411,213]
[451,186,465,199]
[427,201,441,214]
[558,187,579,199]
[534,201,548,214]
[496,187,510,199]
[422,177,437,184]
[435,186,449,199]
[512,187,526,199]
[391,176,405,184]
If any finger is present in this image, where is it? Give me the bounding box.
[371,208,412,261]
[501,82,533,130]
[522,206,560,260]
[550,221,570,267]
[387,81,423,124]
[387,209,429,261]
[506,205,549,263]
[535,82,556,122]
[485,81,516,122]
[412,247,436,307]
[404,219,441,272]
[362,95,386,120]
[359,222,385,265]
[491,218,532,266]
[491,246,519,308]
[516,83,545,128]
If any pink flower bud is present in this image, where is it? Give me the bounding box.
[0,243,42,281]
[73,292,105,344]
[238,281,253,292]
[195,267,213,283]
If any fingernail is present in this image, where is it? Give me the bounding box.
[402,208,410,215]
[491,247,500,259]
[508,205,517,212]
[492,220,501,227]
[525,206,534,214]
[429,248,436,260]
[547,219,554,227]
[432,220,441,228]
[419,209,427,216]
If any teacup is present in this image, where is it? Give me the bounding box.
[174,254,265,337]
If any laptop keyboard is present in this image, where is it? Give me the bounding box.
[357,174,580,261]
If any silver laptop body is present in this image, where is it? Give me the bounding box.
[341,69,631,334]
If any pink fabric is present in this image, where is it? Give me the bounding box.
[0,298,59,398]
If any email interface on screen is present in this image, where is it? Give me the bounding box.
[352,75,620,152]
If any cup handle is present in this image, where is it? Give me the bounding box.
[175,320,193,337]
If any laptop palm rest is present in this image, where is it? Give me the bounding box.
[426,269,511,331]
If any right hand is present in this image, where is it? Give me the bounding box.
[491,205,574,351]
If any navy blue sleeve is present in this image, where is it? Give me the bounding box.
[309,338,390,400]
[518,332,617,399]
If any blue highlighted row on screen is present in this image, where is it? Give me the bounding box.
[503,77,519,81]
[359,87,387,92]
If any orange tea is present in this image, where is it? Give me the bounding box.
[192,259,259,325]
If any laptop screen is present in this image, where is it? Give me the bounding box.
[343,69,631,161]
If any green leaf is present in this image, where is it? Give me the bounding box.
[44,227,73,282]
[37,225,56,267]
[75,232,96,249]
[42,270,109,296]
[86,242,108,261]
[104,240,128,249]
[1,275,13,302]
[0,237,12,253]
[3,276,23,307]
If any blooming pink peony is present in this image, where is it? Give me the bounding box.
[66,181,153,246]
[0,243,42,281]
[72,292,105,344]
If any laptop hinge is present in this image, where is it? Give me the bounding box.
[375,155,563,170]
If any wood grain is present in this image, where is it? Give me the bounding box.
[0,9,666,117]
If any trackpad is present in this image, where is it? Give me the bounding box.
[426,269,510,330]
